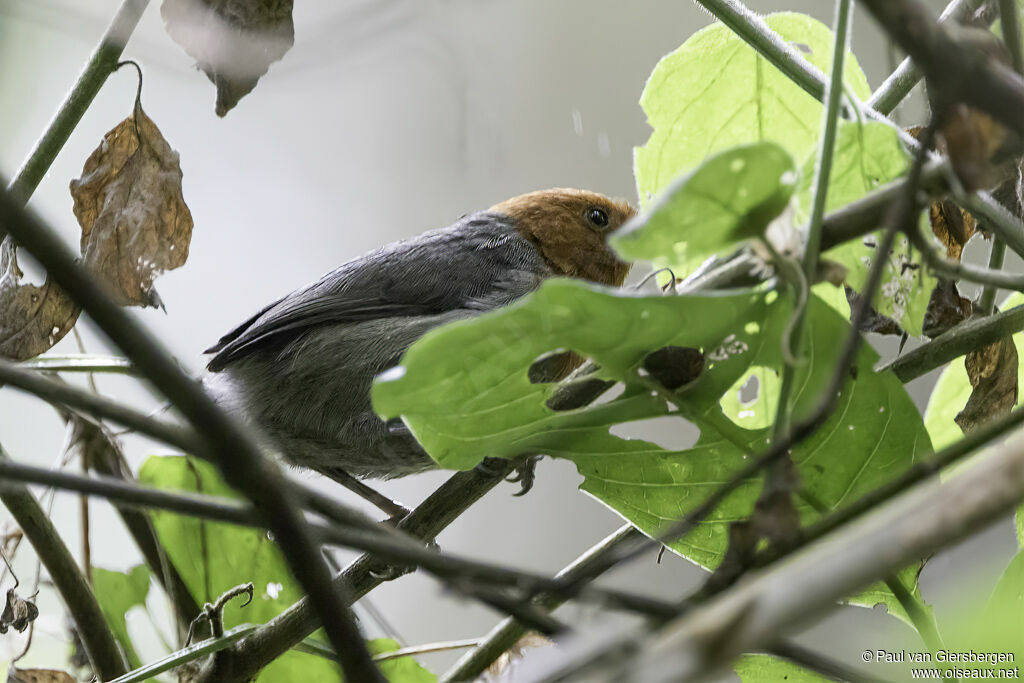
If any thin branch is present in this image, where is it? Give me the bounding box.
[19,354,136,375]
[0,444,128,680]
[202,466,512,682]
[775,0,852,438]
[0,449,673,622]
[7,0,149,203]
[880,305,1024,381]
[867,0,995,115]
[60,415,200,629]
[0,358,203,453]
[568,424,1024,682]
[860,0,1024,141]
[441,525,639,682]
[106,624,259,683]
[910,226,1024,291]
[0,185,384,681]
[691,0,826,102]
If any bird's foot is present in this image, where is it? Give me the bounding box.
[475,455,541,496]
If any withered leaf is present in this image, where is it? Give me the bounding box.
[0,237,81,361]
[956,335,1019,433]
[928,199,979,261]
[161,0,294,116]
[0,588,38,634]
[923,279,973,339]
[70,98,193,307]
[485,632,551,679]
[6,670,74,683]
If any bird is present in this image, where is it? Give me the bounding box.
[204,188,634,517]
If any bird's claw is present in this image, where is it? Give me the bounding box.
[509,456,540,496]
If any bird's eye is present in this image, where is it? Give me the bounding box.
[586,207,609,228]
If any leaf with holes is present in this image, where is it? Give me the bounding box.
[634,12,870,212]
[374,281,930,622]
[613,142,797,271]
[373,280,771,470]
[796,120,935,336]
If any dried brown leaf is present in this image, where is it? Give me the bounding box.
[0,237,80,361]
[956,335,1019,433]
[923,279,973,339]
[70,99,193,307]
[0,588,38,635]
[485,632,551,680]
[161,0,294,116]
[928,199,979,261]
[6,670,74,683]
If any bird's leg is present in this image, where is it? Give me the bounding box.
[320,467,411,522]
[475,455,541,496]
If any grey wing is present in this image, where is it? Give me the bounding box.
[205,216,548,371]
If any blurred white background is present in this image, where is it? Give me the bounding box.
[0,0,1015,679]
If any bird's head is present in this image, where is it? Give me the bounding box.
[491,188,634,286]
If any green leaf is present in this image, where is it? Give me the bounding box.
[923,292,1024,452]
[373,280,771,470]
[139,456,342,683]
[375,281,930,590]
[613,142,796,270]
[795,120,933,336]
[634,12,870,210]
[92,564,151,668]
[735,654,830,682]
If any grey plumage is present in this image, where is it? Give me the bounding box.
[205,212,553,479]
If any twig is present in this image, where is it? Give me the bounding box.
[867,0,995,115]
[775,0,852,437]
[61,415,201,630]
[19,354,136,375]
[690,0,826,102]
[0,448,673,620]
[106,623,259,683]
[0,358,204,452]
[0,186,384,681]
[564,424,1024,682]
[6,0,150,202]
[441,525,638,682]
[909,226,1024,290]
[880,305,1024,381]
[860,0,1024,141]
[768,641,895,682]
[0,444,128,680]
